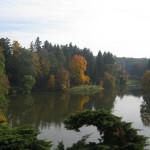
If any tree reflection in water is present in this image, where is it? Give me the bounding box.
[7,90,118,129]
[141,94,150,127]
[7,87,145,129]
[6,88,150,149]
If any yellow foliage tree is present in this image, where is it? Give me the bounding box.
[0,114,7,124]
[70,55,90,85]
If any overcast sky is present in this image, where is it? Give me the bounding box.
[1,0,150,58]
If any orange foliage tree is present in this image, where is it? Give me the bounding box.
[70,55,90,85]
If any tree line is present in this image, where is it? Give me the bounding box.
[115,57,150,80]
[0,37,150,93]
[0,37,120,93]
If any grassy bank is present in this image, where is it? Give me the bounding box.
[126,80,141,85]
[67,85,102,95]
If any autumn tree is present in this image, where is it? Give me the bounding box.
[0,48,9,125]
[0,48,9,95]
[142,71,150,92]
[103,72,116,89]
[56,68,70,90]
[70,55,89,85]
[48,74,56,89]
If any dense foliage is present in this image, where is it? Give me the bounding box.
[103,72,116,89]
[21,75,36,93]
[0,37,149,92]
[64,110,147,150]
[115,57,148,80]
[0,125,52,150]
[0,37,130,92]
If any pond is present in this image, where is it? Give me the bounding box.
[7,86,150,149]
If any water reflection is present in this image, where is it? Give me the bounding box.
[7,90,118,128]
[7,87,144,128]
[6,87,150,149]
[140,94,150,127]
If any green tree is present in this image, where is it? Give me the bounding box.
[147,59,150,70]
[34,37,42,55]
[21,75,35,94]
[103,52,114,65]
[0,125,52,150]
[82,48,95,83]
[11,44,36,88]
[95,51,104,83]
[30,41,34,52]
[19,49,36,78]
[64,110,147,150]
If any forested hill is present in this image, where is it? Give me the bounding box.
[115,57,150,79]
[0,37,150,93]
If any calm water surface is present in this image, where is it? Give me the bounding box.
[7,87,150,149]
